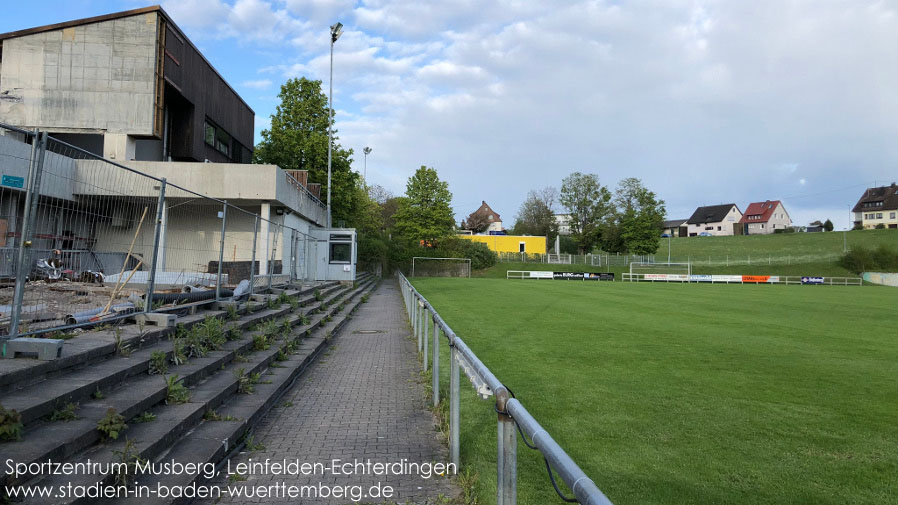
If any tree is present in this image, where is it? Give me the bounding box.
[560,173,612,253]
[512,187,559,242]
[464,212,490,233]
[613,178,666,255]
[254,77,359,225]
[393,166,456,242]
[823,219,834,232]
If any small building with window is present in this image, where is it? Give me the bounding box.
[852,183,898,229]
[738,200,792,234]
[0,6,253,164]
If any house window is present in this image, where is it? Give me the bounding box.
[705,226,713,230]
[519,242,526,253]
[717,226,721,231]
[204,122,215,146]
[760,224,765,229]
[891,212,896,219]
[204,119,232,158]
[877,213,883,219]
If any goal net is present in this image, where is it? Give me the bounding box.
[547,254,572,264]
[411,257,472,278]
[629,262,692,277]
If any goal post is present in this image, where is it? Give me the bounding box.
[411,257,472,278]
[547,253,572,264]
[629,262,692,277]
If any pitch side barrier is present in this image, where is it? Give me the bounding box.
[398,272,613,505]
[621,273,862,285]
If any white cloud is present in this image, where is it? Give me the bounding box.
[242,79,272,89]
[166,0,898,223]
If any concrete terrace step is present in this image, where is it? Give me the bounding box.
[0,280,354,422]
[115,280,377,505]
[1,282,365,488]
[15,279,377,505]
[0,283,359,480]
[0,282,342,395]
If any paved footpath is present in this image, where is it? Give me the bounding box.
[201,280,458,504]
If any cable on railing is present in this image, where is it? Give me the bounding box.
[499,383,579,503]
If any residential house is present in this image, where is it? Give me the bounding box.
[554,214,572,235]
[852,183,898,229]
[686,204,743,236]
[466,201,503,233]
[662,219,688,237]
[738,200,792,234]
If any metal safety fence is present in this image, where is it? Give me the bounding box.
[497,252,655,266]
[0,123,325,342]
[398,272,613,505]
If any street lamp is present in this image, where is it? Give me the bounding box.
[363,146,372,180]
[327,21,343,228]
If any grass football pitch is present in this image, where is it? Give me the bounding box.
[411,278,897,505]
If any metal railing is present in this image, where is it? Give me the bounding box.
[497,252,655,266]
[0,123,326,343]
[398,272,613,505]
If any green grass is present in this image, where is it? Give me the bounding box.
[656,228,896,261]
[480,261,859,279]
[412,278,898,505]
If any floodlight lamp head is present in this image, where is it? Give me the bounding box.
[330,22,343,42]
[364,146,372,155]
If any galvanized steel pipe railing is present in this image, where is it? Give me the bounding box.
[397,272,613,505]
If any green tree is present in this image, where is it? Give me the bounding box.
[823,219,834,232]
[613,178,666,255]
[560,173,612,253]
[393,166,456,242]
[253,77,359,225]
[512,187,559,242]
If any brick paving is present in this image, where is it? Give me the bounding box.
[202,280,458,504]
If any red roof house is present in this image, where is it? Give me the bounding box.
[738,200,792,234]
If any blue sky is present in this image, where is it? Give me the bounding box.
[2,1,897,230]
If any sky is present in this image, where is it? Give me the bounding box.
[2,1,897,230]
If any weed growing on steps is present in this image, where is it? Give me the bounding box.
[48,402,79,422]
[148,351,168,375]
[112,439,147,486]
[0,404,23,441]
[132,411,156,423]
[97,408,126,440]
[203,409,237,422]
[165,375,190,404]
[114,329,131,357]
[226,304,239,321]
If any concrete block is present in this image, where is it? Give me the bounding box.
[3,338,64,360]
[133,313,175,328]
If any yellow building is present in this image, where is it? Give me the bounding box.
[459,234,547,254]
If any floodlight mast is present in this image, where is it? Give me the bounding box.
[363,146,372,180]
[327,22,343,228]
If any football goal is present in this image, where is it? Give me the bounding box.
[547,254,572,264]
[628,262,692,280]
[411,257,472,278]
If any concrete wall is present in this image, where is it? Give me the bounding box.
[460,234,547,254]
[0,13,157,135]
[862,272,898,287]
